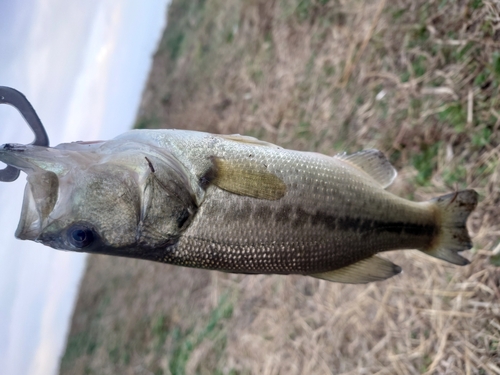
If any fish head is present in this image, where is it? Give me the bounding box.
[0,141,197,258]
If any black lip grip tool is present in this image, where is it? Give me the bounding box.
[0,86,50,182]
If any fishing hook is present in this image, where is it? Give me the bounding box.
[0,86,50,182]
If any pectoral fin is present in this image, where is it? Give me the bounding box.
[210,157,286,200]
[336,149,397,188]
[310,256,402,284]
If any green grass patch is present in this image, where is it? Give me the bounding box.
[61,332,99,365]
[474,70,489,87]
[493,52,500,78]
[157,0,208,60]
[134,117,160,129]
[250,68,264,84]
[491,253,500,267]
[297,121,313,141]
[391,7,407,20]
[410,24,430,44]
[61,292,112,366]
[165,30,185,60]
[442,164,467,188]
[152,314,170,350]
[437,103,467,132]
[471,127,492,148]
[294,0,331,22]
[169,295,234,375]
[454,42,475,61]
[412,55,427,77]
[323,61,336,77]
[412,142,440,186]
[400,71,410,83]
[471,0,483,9]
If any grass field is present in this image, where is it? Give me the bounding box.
[60,1,500,374]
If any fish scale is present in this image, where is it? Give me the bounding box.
[142,132,438,274]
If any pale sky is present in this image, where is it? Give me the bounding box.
[0,1,170,374]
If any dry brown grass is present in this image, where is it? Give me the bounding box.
[61,0,500,374]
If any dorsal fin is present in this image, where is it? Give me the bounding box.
[219,134,282,149]
[336,149,397,188]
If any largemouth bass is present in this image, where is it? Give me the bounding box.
[0,130,478,283]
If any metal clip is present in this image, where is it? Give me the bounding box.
[0,86,50,181]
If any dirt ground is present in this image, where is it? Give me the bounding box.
[60,1,500,374]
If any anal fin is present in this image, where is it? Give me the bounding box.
[309,256,402,284]
[423,247,470,266]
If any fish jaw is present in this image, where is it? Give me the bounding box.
[0,143,98,242]
[16,170,59,240]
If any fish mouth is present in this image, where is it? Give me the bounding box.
[16,181,41,240]
[15,169,60,240]
[0,144,66,241]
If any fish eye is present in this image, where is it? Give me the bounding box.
[67,224,95,248]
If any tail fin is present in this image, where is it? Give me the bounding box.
[420,190,478,265]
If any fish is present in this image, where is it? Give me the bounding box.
[0,130,478,283]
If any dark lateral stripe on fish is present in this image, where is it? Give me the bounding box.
[270,204,437,237]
